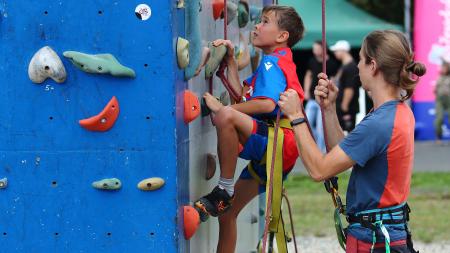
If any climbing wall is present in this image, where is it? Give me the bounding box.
[0,0,265,252]
[185,0,264,252]
[0,0,188,252]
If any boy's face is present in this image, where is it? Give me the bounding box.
[252,11,287,50]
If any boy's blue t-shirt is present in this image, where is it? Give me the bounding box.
[243,48,303,120]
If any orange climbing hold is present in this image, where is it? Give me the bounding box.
[212,0,225,20]
[184,90,200,124]
[183,206,200,240]
[79,96,120,132]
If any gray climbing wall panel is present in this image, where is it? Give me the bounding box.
[187,0,263,252]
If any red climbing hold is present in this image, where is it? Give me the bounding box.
[212,0,225,20]
[184,90,200,124]
[183,206,200,240]
[79,96,120,132]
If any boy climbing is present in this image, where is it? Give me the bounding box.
[194,5,305,252]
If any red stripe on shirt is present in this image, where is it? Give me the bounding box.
[378,103,415,208]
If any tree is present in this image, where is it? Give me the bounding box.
[349,0,404,25]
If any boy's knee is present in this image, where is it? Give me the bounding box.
[216,106,237,126]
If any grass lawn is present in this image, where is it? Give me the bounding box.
[283,172,450,243]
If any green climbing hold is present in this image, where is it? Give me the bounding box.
[0,178,7,189]
[205,42,227,79]
[92,178,122,190]
[238,1,249,28]
[63,51,136,78]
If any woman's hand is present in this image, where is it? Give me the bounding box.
[212,39,235,63]
[315,73,338,110]
[278,89,304,120]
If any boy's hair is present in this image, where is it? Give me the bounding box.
[262,5,305,48]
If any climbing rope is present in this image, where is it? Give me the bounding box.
[319,0,347,250]
[283,189,298,252]
[261,110,282,253]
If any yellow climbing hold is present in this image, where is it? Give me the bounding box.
[137,177,165,191]
[177,37,190,69]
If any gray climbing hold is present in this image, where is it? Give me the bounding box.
[0,178,7,189]
[28,46,67,84]
[92,178,122,190]
[177,37,190,69]
[205,42,227,78]
[0,178,8,189]
[63,51,136,78]
[226,2,238,25]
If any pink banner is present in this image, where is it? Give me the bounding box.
[413,0,446,102]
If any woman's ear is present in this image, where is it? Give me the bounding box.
[370,59,378,76]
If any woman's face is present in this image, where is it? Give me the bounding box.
[357,49,370,91]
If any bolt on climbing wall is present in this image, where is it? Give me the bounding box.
[0,1,189,252]
[181,0,265,252]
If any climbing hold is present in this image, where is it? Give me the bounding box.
[183,206,200,240]
[0,178,8,189]
[238,1,249,28]
[249,5,262,23]
[194,47,211,77]
[184,90,200,123]
[250,213,258,224]
[184,0,202,80]
[79,96,120,132]
[205,42,227,78]
[201,91,229,117]
[205,153,217,180]
[28,46,67,84]
[219,91,230,106]
[176,37,190,69]
[177,0,185,8]
[63,51,135,78]
[212,0,237,24]
[137,177,165,191]
[225,2,238,24]
[212,0,225,20]
[92,178,122,190]
[135,4,152,21]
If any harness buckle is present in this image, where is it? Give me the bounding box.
[361,215,377,230]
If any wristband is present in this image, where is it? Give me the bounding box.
[290,117,306,127]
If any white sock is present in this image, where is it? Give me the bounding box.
[218,177,234,196]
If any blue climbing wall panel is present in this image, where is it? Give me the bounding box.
[0,0,188,252]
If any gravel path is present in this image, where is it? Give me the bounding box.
[287,236,450,253]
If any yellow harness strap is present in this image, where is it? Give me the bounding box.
[247,119,291,253]
[266,120,287,252]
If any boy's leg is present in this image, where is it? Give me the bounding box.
[195,105,255,217]
[217,178,259,253]
[214,106,254,179]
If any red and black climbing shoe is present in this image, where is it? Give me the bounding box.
[194,186,234,222]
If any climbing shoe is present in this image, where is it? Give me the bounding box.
[194,186,234,220]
